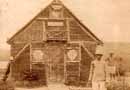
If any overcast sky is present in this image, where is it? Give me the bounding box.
[0,0,130,49]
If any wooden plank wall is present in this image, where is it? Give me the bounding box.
[69,20,94,41]
[80,46,93,86]
[11,43,26,57]
[11,46,30,81]
[11,20,43,43]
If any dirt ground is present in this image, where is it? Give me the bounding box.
[16,84,69,90]
[16,87,49,90]
[16,84,92,90]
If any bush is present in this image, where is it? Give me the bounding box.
[15,69,47,88]
[23,70,40,81]
[107,80,130,90]
[15,80,46,88]
[0,80,15,90]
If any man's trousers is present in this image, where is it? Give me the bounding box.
[92,81,107,90]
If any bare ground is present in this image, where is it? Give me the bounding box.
[16,84,92,90]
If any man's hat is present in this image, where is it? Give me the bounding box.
[95,53,103,55]
[10,56,14,61]
[95,45,104,54]
[95,53,103,56]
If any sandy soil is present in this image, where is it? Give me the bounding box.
[16,85,92,90]
[16,84,69,90]
[16,87,49,90]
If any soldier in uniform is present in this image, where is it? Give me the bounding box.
[89,51,107,90]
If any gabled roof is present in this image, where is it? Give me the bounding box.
[7,0,103,45]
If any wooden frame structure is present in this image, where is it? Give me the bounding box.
[7,0,103,86]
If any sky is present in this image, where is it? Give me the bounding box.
[0,0,130,49]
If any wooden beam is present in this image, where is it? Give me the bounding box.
[14,43,30,60]
[30,43,32,71]
[81,42,94,59]
[11,41,45,44]
[37,17,72,21]
[66,19,70,42]
[79,43,81,78]
[42,21,47,41]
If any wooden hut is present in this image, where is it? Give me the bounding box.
[7,0,103,86]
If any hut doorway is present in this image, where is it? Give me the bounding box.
[44,43,65,84]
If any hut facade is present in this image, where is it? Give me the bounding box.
[7,0,103,86]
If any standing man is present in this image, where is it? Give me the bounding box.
[107,53,116,81]
[3,56,14,81]
[88,52,107,90]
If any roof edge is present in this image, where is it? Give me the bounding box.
[63,5,103,45]
[7,2,52,44]
[7,0,103,45]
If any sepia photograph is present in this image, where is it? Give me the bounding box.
[0,0,130,90]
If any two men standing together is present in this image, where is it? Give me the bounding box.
[88,51,116,90]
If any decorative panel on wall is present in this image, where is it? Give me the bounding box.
[65,43,81,85]
[45,19,68,41]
